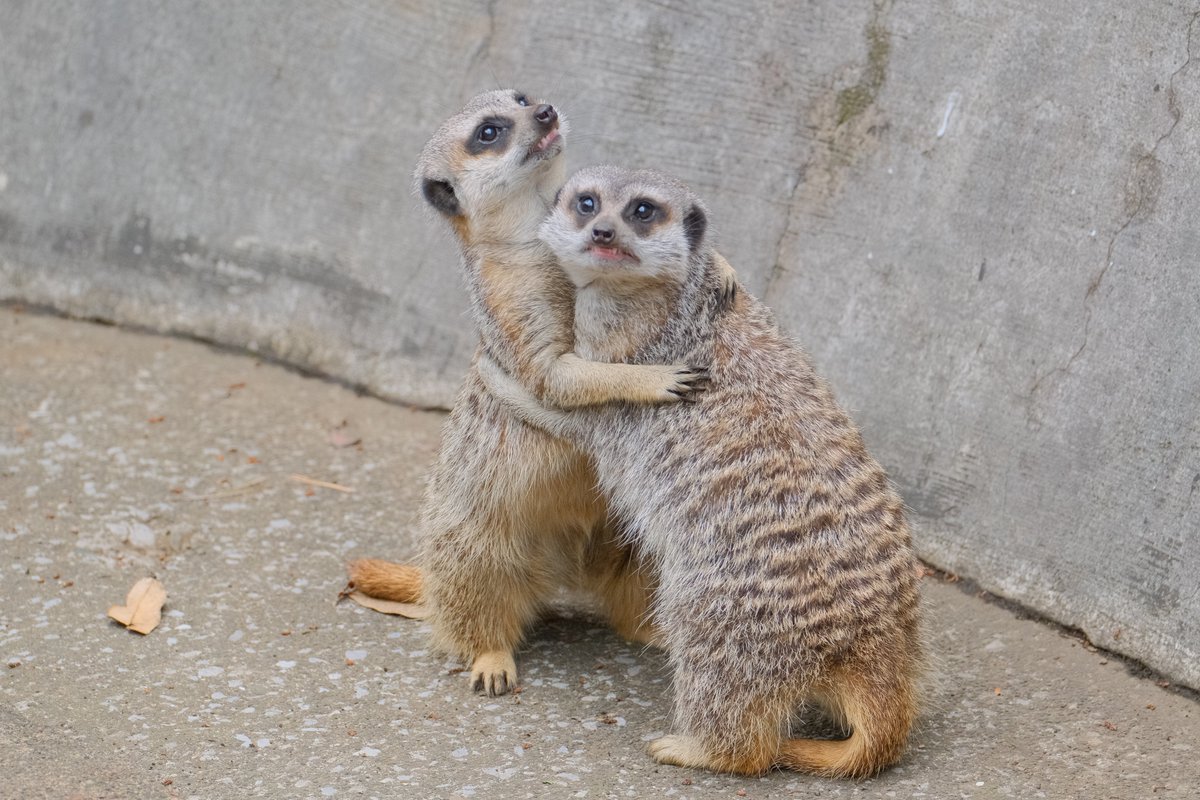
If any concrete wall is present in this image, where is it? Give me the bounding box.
[2,1,1197,687]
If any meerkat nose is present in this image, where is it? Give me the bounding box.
[591,225,615,244]
[534,104,557,127]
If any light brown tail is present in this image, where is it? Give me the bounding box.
[346,559,424,603]
[777,659,917,779]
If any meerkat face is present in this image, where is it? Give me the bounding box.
[539,166,708,289]
[415,89,567,228]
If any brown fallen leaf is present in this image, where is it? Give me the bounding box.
[328,421,363,449]
[345,590,430,620]
[108,577,167,634]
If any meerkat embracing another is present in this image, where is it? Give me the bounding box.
[349,92,712,695]
[477,166,923,778]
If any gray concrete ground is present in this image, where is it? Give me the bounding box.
[1,307,1196,800]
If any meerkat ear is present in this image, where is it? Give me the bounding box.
[421,178,461,217]
[683,205,707,253]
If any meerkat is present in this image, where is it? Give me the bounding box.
[476,166,923,778]
[348,91,713,695]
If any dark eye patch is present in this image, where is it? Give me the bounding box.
[572,191,600,227]
[466,116,514,155]
[514,93,530,107]
[623,197,666,231]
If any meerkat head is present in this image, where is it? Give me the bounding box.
[539,166,709,290]
[415,89,567,239]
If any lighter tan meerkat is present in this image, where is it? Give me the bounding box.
[477,166,923,778]
[348,91,717,695]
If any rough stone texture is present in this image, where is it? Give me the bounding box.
[2,311,1198,799]
[0,1,1197,688]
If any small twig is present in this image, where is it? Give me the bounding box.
[177,477,268,502]
[289,473,355,493]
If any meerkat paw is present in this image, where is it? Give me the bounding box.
[713,252,738,307]
[470,650,517,697]
[647,735,713,769]
[662,364,711,403]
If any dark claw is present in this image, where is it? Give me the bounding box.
[719,282,738,307]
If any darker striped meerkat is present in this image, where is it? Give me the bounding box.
[477,166,923,778]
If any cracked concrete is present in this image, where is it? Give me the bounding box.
[1026,9,1199,403]
[2,309,1198,799]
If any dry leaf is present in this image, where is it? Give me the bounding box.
[346,590,430,620]
[108,577,167,634]
[329,430,362,449]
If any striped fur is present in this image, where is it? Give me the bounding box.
[478,167,923,776]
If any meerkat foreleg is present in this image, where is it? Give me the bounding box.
[712,251,738,305]
[542,352,708,408]
[477,353,582,438]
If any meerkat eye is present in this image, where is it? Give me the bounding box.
[514,94,529,107]
[633,201,656,222]
[476,124,500,143]
[576,195,596,215]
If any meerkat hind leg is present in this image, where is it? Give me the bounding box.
[647,735,712,769]
[591,562,662,647]
[648,735,774,776]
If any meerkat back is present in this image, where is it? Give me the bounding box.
[483,166,923,776]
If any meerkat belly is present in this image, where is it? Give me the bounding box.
[426,373,604,541]
[584,330,915,651]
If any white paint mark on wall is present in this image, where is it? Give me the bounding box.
[937,91,962,138]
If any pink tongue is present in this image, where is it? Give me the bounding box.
[592,247,626,260]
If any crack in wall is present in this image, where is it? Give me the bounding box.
[764,167,806,296]
[1026,10,1198,405]
[463,0,499,93]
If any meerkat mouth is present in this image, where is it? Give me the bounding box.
[587,245,638,263]
[526,129,562,161]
